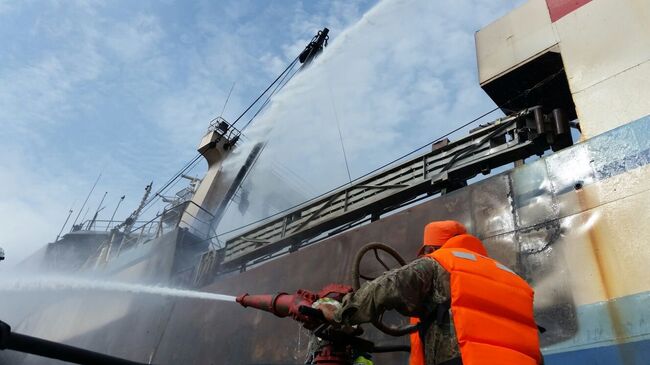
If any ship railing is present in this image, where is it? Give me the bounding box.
[119,201,219,250]
[70,219,150,234]
[206,116,242,148]
[83,201,218,265]
[178,211,212,239]
[115,219,164,253]
[171,201,226,249]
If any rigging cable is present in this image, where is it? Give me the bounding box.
[240,34,321,132]
[219,82,236,118]
[230,37,325,210]
[138,55,308,219]
[138,152,202,215]
[138,153,204,217]
[212,51,319,229]
[216,48,321,221]
[328,83,352,183]
[239,60,299,131]
[231,57,299,128]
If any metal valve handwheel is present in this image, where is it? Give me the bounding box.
[352,242,418,336]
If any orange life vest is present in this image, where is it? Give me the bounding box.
[409,317,425,365]
[425,237,540,365]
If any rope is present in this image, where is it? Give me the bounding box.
[231,57,299,128]
[329,83,352,182]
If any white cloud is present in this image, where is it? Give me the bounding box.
[0,0,14,15]
[104,14,164,63]
[0,50,103,131]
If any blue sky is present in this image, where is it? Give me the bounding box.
[0,0,524,266]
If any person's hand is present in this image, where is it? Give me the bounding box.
[315,301,359,335]
[318,302,339,323]
[313,298,341,323]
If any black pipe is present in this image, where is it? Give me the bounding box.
[371,344,411,353]
[0,321,149,365]
[552,108,568,135]
[299,28,329,64]
[533,107,545,134]
[209,141,265,232]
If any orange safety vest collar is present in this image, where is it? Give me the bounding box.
[425,246,541,365]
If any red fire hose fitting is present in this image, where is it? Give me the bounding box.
[236,292,306,318]
[237,285,353,324]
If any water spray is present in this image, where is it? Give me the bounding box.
[0,275,237,365]
[0,276,236,302]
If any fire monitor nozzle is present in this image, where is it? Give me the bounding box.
[236,284,352,324]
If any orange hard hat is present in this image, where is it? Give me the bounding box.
[418,220,466,256]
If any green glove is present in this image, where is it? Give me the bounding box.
[352,355,373,365]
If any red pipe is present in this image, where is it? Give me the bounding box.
[236,292,312,319]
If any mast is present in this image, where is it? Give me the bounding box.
[113,182,152,233]
[54,208,74,242]
[106,195,125,231]
[88,191,108,230]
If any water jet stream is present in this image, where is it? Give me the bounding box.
[0,275,236,302]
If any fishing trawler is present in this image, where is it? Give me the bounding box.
[2,0,650,364]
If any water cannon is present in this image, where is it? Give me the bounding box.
[236,283,352,329]
[299,28,329,65]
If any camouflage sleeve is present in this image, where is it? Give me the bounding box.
[335,257,439,325]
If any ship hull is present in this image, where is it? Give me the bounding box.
[3,115,650,364]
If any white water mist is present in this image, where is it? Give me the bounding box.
[215,0,524,235]
[0,275,236,302]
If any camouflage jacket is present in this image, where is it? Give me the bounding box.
[335,257,460,365]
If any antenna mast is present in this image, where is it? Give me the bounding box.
[106,195,126,231]
[71,173,101,230]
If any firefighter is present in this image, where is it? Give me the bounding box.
[320,221,542,365]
